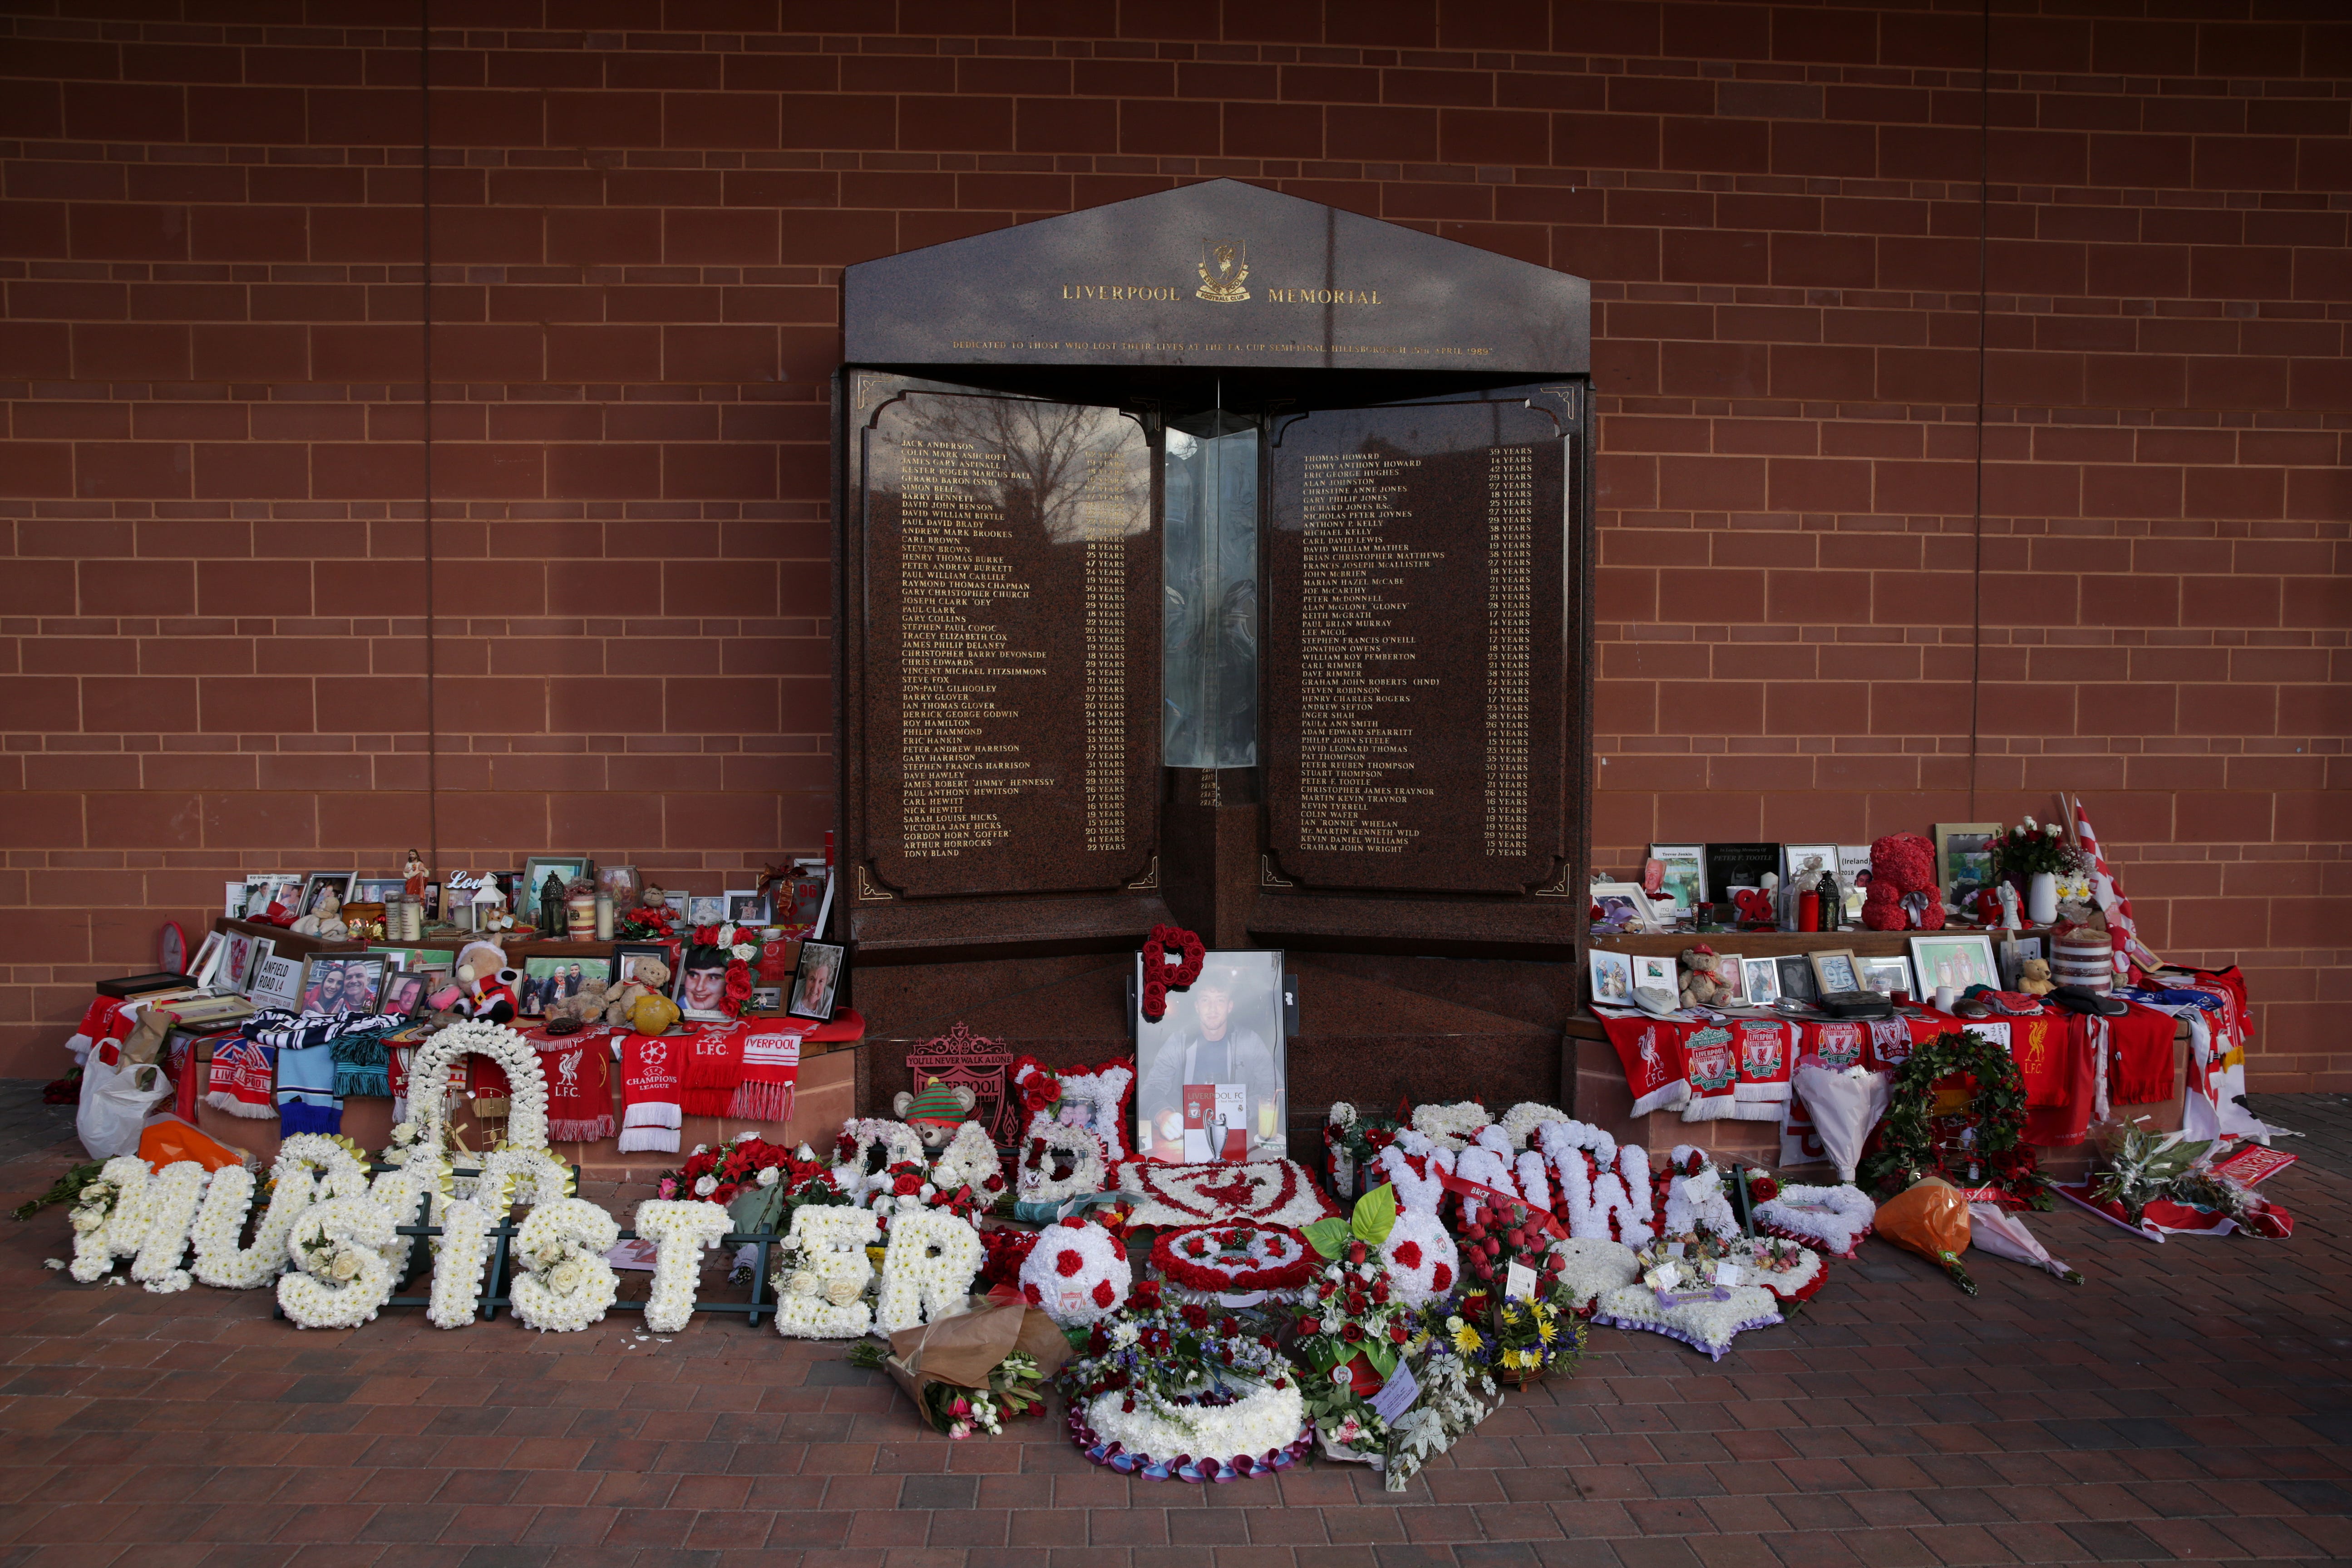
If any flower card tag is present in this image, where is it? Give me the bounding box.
[1504,1260,1537,1302]
[1368,1361,1419,1424]
[1715,1262,1744,1288]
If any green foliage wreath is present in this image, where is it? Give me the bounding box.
[1859,1029,2051,1209]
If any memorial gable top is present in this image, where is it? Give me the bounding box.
[843,179,1589,376]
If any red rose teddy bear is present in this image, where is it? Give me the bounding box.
[1860,833,1946,932]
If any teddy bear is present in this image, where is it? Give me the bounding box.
[423,939,518,1027]
[892,1078,979,1153]
[1678,946,1729,1010]
[545,976,611,1027]
[1860,833,1946,932]
[604,956,680,1035]
[2016,957,2055,996]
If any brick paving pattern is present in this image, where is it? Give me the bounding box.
[0,1127,2345,1568]
[0,1083,75,1172]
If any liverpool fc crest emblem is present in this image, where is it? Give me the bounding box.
[1196,239,1249,302]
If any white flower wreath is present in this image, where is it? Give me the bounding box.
[277,1197,399,1330]
[873,1208,985,1335]
[927,1121,1002,1197]
[773,1204,880,1339]
[1663,1150,1740,1243]
[194,1135,373,1290]
[406,1019,552,1153]
[128,1161,210,1294]
[428,1200,497,1330]
[1409,1101,1491,1151]
[1017,1111,1109,1203]
[1537,1121,1655,1243]
[633,1198,731,1334]
[510,1198,621,1333]
[1378,1210,1461,1308]
[1050,1062,1137,1164]
[1591,1280,1783,1361]
[1018,1218,1128,1326]
[67,1156,153,1283]
[1079,1382,1306,1474]
[1497,1102,1570,1149]
[1547,1237,1639,1312]
[1753,1184,1876,1258]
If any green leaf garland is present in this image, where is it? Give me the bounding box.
[1859,1029,2052,1210]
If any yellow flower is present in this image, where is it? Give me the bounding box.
[1536,1313,1558,1345]
[1450,1321,1483,1355]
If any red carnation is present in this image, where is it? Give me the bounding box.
[1181,1304,1209,1328]
[1431,1262,1453,1291]
[1392,1240,1422,1270]
[1022,1282,1042,1305]
[1091,1279,1117,1308]
[1055,1249,1085,1278]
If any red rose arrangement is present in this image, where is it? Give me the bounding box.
[1138,922,1206,1022]
[659,1134,843,1215]
[686,923,758,1019]
[615,902,680,942]
[1450,1198,1567,1296]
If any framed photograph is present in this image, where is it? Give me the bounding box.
[1857,955,1915,999]
[1739,957,1780,1006]
[518,956,596,1019]
[379,970,429,1020]
[727,890,772,926]
[1782,843,1839,924]
[248,944,300,1010]
[1808,947,1862,996]
[225,879,253,917]
[597,864,641,910]
[219,929,263,995]
[1588,881,1656,933]
[609,943,673,990]
[296,872,354,922]
[188,931,226,988]
[785,939,848,1024]
[1588,947,1634,1006]
[1773,954,1819,1006]
[1704,843,1781,916]
[1933,823,2001,905]
[663,891,690,922]
[522,857,591,920]
[1648,844,1706,919]
[1708,951,1746,1004]
[1909,931,2000,996]
[298,953,387,1015]
[1836,846,1873,925]
[750,984,783,1013]
[1134,949,1286,1164]
[686,894,725,927]
[352,877,406,905]
[1999,933,2047,991]
[1632,954,1677,997]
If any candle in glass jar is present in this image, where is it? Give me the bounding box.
[566,888,596,941]
[595,894,614,941]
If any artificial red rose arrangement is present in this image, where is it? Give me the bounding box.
[1139,922,1206,1021]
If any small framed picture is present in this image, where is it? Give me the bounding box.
[298,953,387,1015]
[675,943,735,1021]
[727,890,772,926]
[519,956,595,1019]
[219,930,262,995]
[1836,847,1873,924]
[1809,948,1862,996]
[522,857,591,920]
[1773,954,1819,1006]
[1631,953,1677,997]
[751,985,783,1013]
[686,894,725,927]
[785,939,847,1023]
[1910,931,2000,995]
[189,930,226,988]
[1857,955,1915,999]
[1933,823,2001,906]
[1647,844,1706,920]
[379,970,429,1020]
[1708,951,1746,1004]
[1588,947,1634,1006]
[352,877,407,905]
[1588,881,1656,933]
[297,872,354,921]
[1740,957,1780,1006]
[610,943,672,990]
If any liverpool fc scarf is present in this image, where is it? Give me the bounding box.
[1679,1024,1738,1121]
[681,1023,744,1119]
[1731,1021,1794,1118]
[533,1031,615,1143]
[1593,1009,1691,1118]
[618,1032,683,1154]
[732,1024,802,1122]
[204,1035,276,1119]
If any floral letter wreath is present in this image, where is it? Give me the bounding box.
[278,1197,399,1330]
[633,1198,732,1334]
[1018,1115,1110,1203]
[1138,923,1205,1022]
[1019,1216,1129,1325]
[832,1117,929,1204]
[874,1208,986,1335]
[774,1204,881,1339]
[68,1156,154,1283]
[1857,1029,2049,1208]
[510,1197,622,1333]
[128,1160,211,1294]
[1753,1183,1877,1259]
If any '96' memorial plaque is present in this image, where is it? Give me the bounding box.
[862,390,1159,899]
[1265,392,1573,895]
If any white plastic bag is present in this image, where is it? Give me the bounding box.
[78,1044,174,1159]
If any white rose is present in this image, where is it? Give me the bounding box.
[694,1177,717,1197]
[693,1144,708,1155]
[732,943,756,963]
[757,1167,780,1188]
[330,1251,362,1282]
[823,1276,864,1307]
[786,1270,820,1297]
[69,1209,103,1233]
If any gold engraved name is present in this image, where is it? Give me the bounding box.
[1262,288,1382,305]
[1060,284,1183,301]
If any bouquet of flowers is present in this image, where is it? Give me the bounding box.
[1989,817,2091,882]
[660,1132,845,1236]
[613,901,679,942]
[1471,1294,1582,1389]
[1322,1102,1405,1200]
[1451,1197,1568,1298]
[848,1343,1048,1437]
[848,1297,1070,1438]
[1379,1327,1497,1492]
[1057,1293,1310,1481]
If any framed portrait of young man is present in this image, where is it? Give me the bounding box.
[1133,950,1286,1165]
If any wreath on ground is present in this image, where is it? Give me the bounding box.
[1857,1029,2050,1209]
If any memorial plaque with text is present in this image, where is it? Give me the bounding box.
[1264,392,1572,895]
[860,390,1159,898]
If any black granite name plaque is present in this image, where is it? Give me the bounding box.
[859,388,1159,899]
[1263,390,1573,896]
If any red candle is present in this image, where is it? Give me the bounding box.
[1797,891,1819,933]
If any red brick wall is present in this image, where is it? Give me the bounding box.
[2,3,2345,1087]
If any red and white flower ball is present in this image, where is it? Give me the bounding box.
[1377,1211,1460,1308]
[1017,1216,1130,1326]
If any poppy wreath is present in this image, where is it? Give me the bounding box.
[1139,923,1206,1022]
[1151,1224,1316,1294]
[1857,1029,2051,1209]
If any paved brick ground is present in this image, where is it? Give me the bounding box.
[0,1118,2345,1568]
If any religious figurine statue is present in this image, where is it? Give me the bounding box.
[404,848,429,897]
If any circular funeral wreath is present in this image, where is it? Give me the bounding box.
[1857,1029,2050,1208]
[1150,1224,1315,1295]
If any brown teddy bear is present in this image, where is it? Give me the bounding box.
[546,976,611,1027]
[892,1078,979,1154]
[2016,957,2055,996]
[604,957,680,1035]
[1678,945,1729,1010]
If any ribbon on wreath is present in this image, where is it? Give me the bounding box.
[1436,1169,1564,1240]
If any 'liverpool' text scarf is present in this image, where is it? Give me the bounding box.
[732,1025,802,1122]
